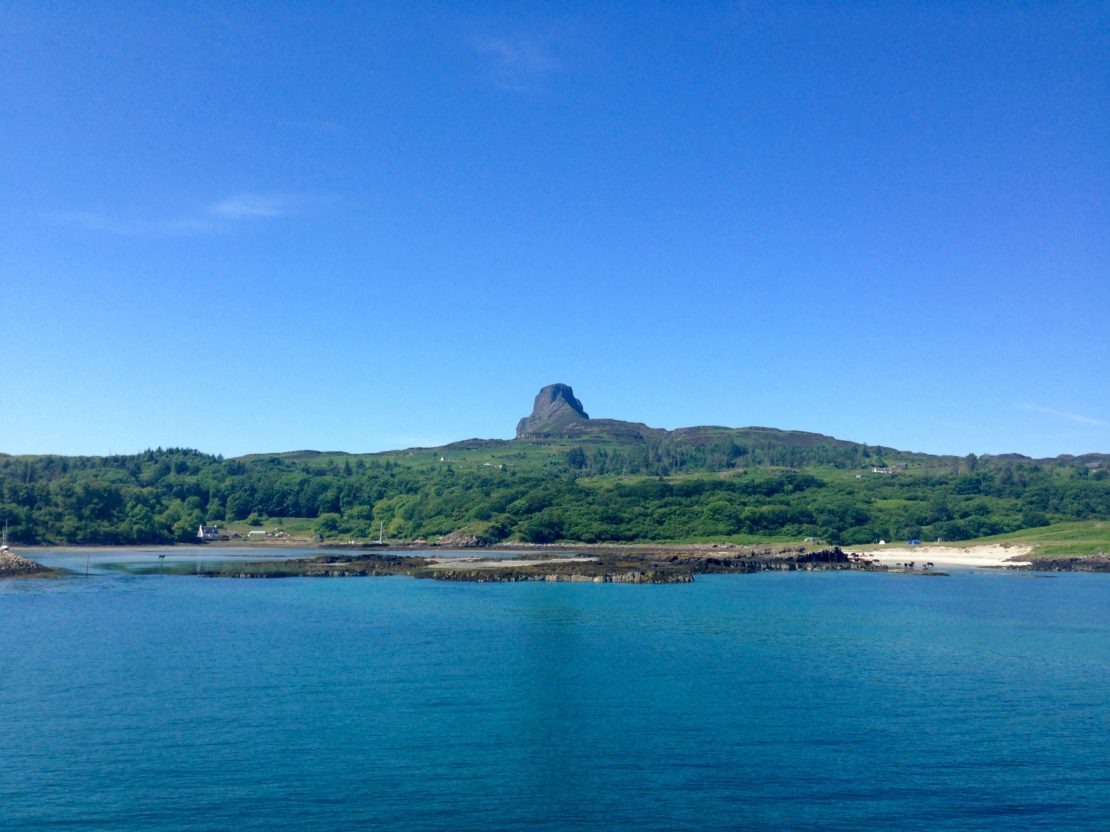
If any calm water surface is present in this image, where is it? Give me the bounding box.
[1,564,1108,831]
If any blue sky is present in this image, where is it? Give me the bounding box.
[2,2,1107,459]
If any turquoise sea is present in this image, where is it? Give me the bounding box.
[2,556,1108,830]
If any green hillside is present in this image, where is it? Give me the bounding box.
[2,386,1107,548]
[1,431,1107,548]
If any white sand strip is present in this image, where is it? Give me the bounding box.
[855,544,1032,568]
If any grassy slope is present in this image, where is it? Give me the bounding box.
[960,521,1110,559]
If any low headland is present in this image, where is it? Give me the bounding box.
[0,549,60,578]
[193,544,892,583]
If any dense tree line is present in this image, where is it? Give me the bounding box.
[558,433,896,476]
[1,446,1106,547]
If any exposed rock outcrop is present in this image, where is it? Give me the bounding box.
[1024,554,1110,572]
[197,545,894,582]
[437,530,482,548]
[0,550,56,578]
[514,383,662,441]
[516,383,590,437]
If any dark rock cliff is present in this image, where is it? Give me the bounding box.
[516,384,590,437]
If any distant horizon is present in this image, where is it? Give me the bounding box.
[3,381,1107,462]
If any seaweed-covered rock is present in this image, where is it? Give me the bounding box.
[1027,554,1110,572]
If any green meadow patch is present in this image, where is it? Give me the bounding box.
[963,521,1110,558]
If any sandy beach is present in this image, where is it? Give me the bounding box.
[856,543,1032,568]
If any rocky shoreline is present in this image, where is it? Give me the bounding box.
[196,546,906,583]
[0,550,59,578]
[1022,554,1110,573]
[9,540,1104,582]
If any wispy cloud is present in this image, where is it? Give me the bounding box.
[470,34,560,91]
[52,192,297,238]
[1019,403,1106,426]
[207,194,291,220]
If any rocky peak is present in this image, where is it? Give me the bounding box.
[516,384,589,437]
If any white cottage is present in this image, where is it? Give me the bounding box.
[197,524,221,541]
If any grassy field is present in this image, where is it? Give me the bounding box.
[220,517,318,540]
[961,521,1110,558]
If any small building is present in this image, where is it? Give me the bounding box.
[197,524,221,541]
[247,530,268,538]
